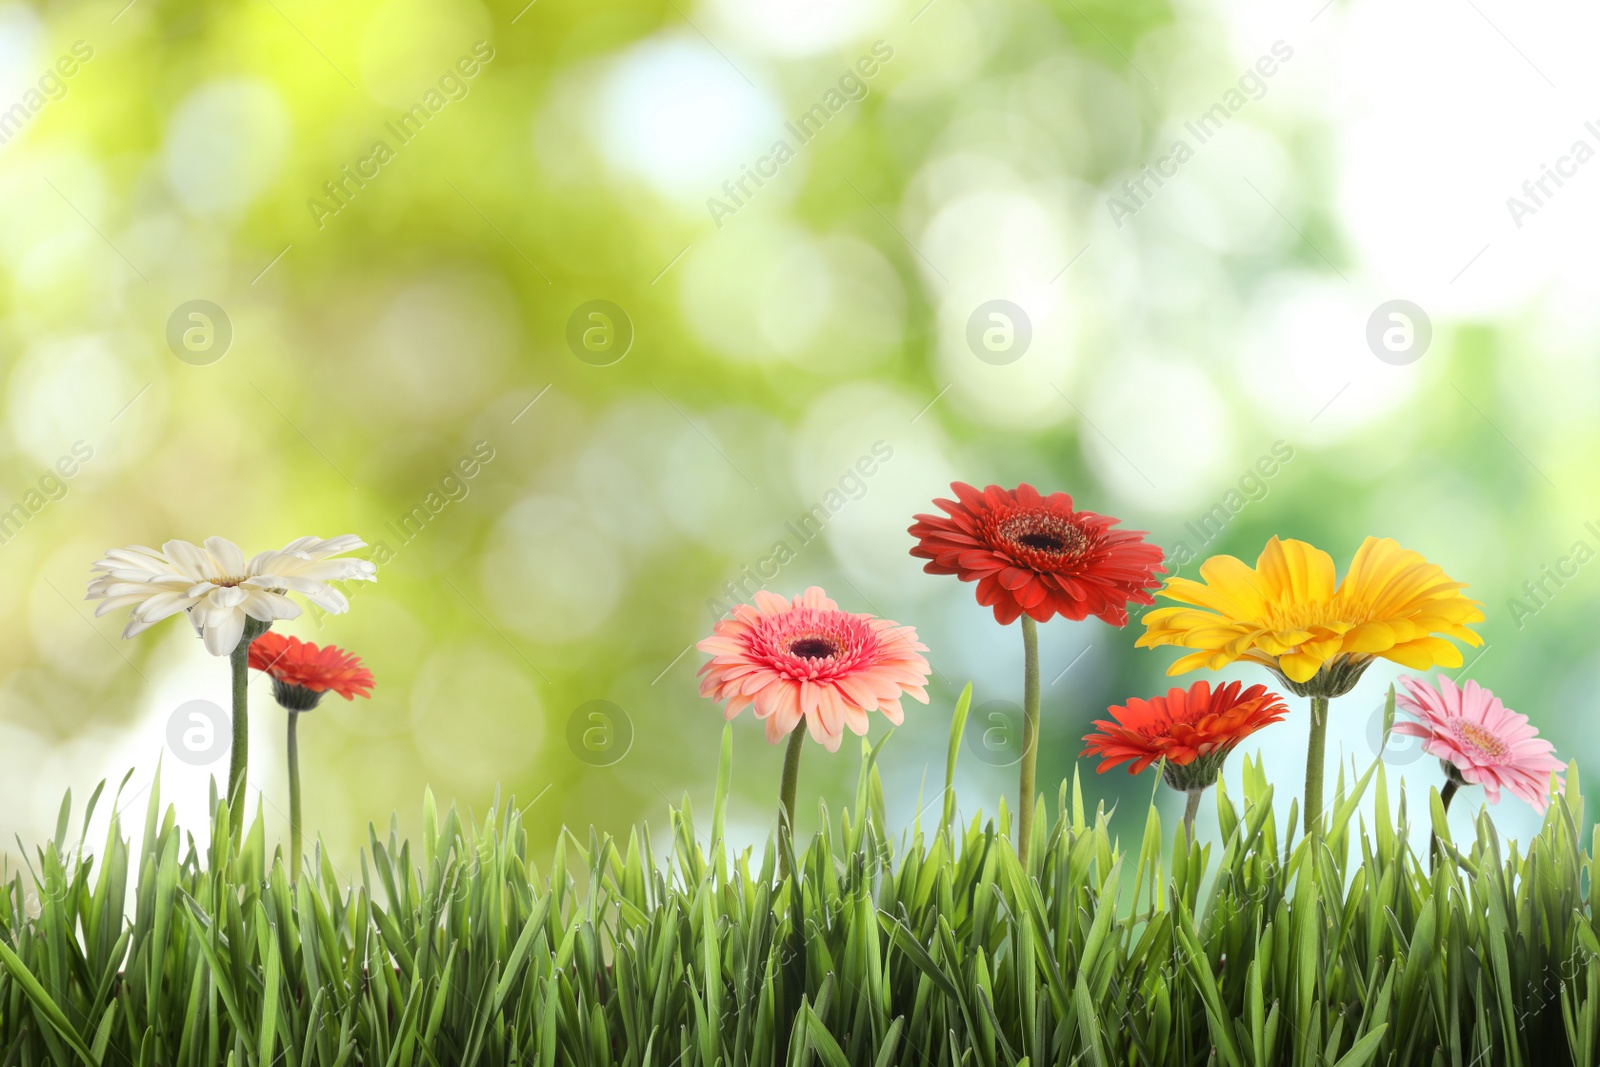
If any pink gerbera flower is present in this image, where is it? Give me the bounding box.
[697,587,931,751]
[1393,674,1565,812]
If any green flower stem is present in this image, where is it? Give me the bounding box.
[1303,694,1329,837]
[778,721,806,881]
[1018,615,1041,867]
[1183,789,1203,842]
[227,637,251,830]
[226,619,270,836]
[287,711,303,881]
[1428,777,1460,872]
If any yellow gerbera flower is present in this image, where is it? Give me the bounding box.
[1137,536,1483,696]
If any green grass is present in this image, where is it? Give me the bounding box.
[0,689,1594,1066]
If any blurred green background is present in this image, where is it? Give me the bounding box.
[1,0,1593,869]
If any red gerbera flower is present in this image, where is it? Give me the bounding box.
[908,482,1166,626]
[249,632,374,710]
[1081,680,1287,790]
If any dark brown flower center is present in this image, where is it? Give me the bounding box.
[789,637,838,659]
[1017,532,1063,551]
[998,513,1085,559]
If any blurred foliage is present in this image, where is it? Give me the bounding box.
[0,0,1590,870]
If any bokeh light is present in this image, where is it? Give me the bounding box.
[0,0,1589,871]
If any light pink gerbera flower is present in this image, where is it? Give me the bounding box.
[1393,674,1565,812]
[697,587,931,751]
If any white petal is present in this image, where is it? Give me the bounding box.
[205,586,247,610]
[95,580,173,598]
[203,536,247,576]
[129,591,198,624]
[121,617,158,639]
[308,534,367,556]
[241,589,301,622]
[93,595,153,616]
[305,584,350,613]
[247,535,370,578]
[202,609,246,656]
[161,540,221,581]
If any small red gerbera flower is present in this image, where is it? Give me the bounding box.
[1081,680,1287,790]
[249,632,374,711]
[908,482,1166,626]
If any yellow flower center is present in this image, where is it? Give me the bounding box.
[1452,721,1508,759]
[1260,596,1367,633]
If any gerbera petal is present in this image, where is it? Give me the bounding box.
[202,608,247,656]
[203,536,247,577]
[249,632,374,700]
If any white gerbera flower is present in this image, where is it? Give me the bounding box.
[86,535,377,655]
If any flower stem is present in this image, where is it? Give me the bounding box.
[287,711,303,881]
[1427,778,1459,873]
[1017,615,1041,868]
[226,619,269,837]
[1303,694,1329,837]
[227,637,251,832]
[1183,789,1203,842]
[778,721,806,881]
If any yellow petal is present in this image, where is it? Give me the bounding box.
[1254,630,1315,655]
[1381,637,1464,670]
[1299,635,1344,662]
[1256,537,1337,604]
[1340,621,1397,654]
[1190,554,1272,617]
[1278,649,1326,683]
[1166,649,1227,676]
